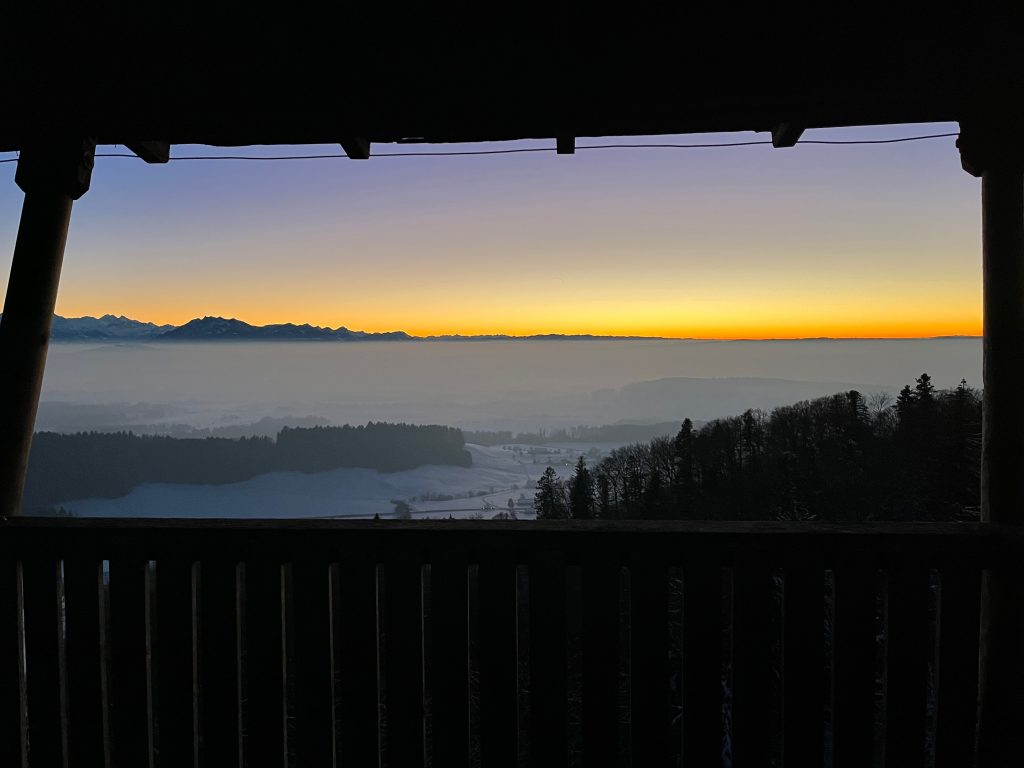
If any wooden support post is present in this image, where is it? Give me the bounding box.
[0,139,95,517]
[959,122,1024,766]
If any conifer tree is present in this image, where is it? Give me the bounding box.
[568,456,595,520]
[896,384,916,421]
[914,373,936,406]
[534,466,566,519]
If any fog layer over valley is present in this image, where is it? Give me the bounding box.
[38,339,980,434]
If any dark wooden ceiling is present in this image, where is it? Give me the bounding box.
[1,5,1021,150]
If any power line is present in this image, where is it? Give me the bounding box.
[797,132,959,145]
[0,131,960,164]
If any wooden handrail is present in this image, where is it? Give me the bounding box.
[0,517,1020,563]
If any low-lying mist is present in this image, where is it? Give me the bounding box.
[37,338,980,435]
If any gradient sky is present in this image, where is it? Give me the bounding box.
[0,123,982,338]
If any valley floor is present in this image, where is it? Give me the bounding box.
[62,444,596,520]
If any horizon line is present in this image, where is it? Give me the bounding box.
[41,312,984,343]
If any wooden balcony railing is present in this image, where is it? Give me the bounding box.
[0,518,1014,767]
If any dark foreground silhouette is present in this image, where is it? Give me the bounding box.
[23,422,470,509]
[538,374,980,522]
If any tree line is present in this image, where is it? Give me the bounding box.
[535,375,981,522]
[24,422,471,510]
[464,422,684,447]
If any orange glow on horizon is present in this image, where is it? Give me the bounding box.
[55,263,983,339]
[52,302,983,340]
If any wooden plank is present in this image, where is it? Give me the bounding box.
[289,559,334,767]
[430,552,470,768]
[529,553,567,768]
[935,561,981,768]
[782,554,825,768]
[3,518,1024,565]
[22,557,65,768]
[0,558,24,768]
[333,554,379,766]
[196,560,240,768]
[63,557,107,766]
[681,555,723,766]
[154,559,195,768]
[476,553,517,768]
[771,122,805,148]
[339,138,370,160]
[380,555,425,768]
[242,561,285,768]
[123,141,170,163]
[631,556,671,767]
[581,558,619,768]
[108,558,151,768]
[732,556,777,766]
[3,516,1024,540]
[832,553,877,768]
[884,555,930,768]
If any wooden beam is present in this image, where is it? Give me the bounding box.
[0,139,94,517]
[339,138,370,159]
[959,119,1024,767]
[771,122,804,148]
[123,141,170,164]
[556,136,575,154]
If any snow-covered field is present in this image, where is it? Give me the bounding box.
[62,444,598,520]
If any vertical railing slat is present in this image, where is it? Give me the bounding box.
[22,558,65,768]
[290,559,334,767]
[782,554,825,768]
[243,561,286,768]
[581,556,620,768]
[832,553,877,768]
[0,558,24,767]
[197,560,240,768]
[108,557,152,768]
[333,554,379,766]
[682,555,723,766]
[631,556,671,766]
[884,555,930,768]
[381,555,425,768]
[154,559,196,768]
[732,555,777,766]
[64,557,107,767]
[477,552,518,768]
[431,552,470,768]
[935,560,981,768]
[529,553,568,768]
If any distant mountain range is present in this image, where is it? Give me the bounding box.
[160,316,413,341]
[4,314,666,342]
[50,314,176,340]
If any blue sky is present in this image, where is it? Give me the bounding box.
[0,123,982,337]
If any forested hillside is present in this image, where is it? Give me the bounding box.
[24,423,470,509]
[536,375,981,522]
